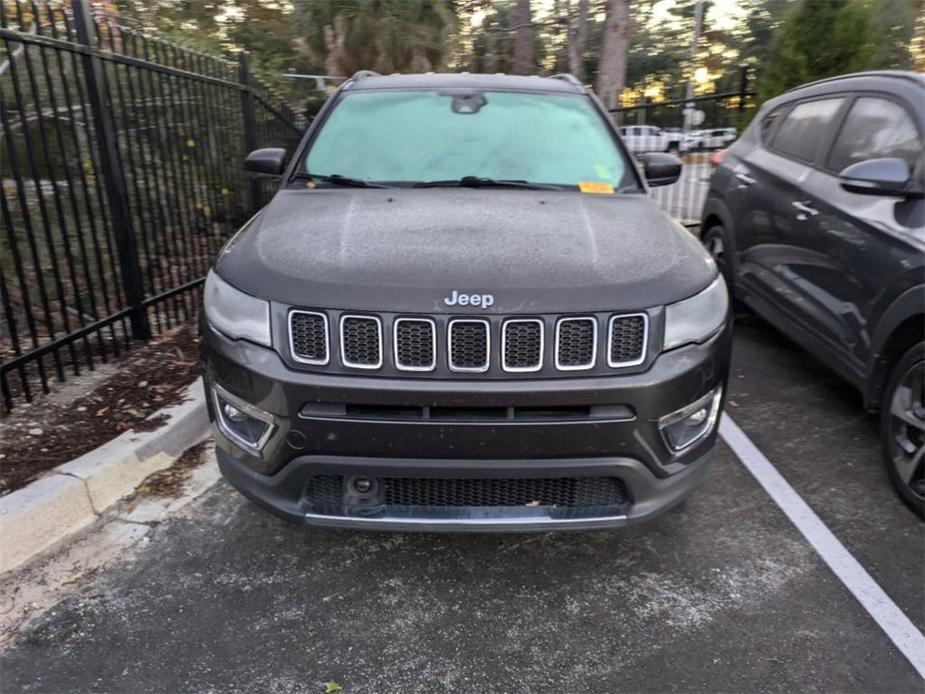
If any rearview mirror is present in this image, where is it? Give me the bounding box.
[838,157,918,197]
[642,152,682,187]
[244,148,287,177]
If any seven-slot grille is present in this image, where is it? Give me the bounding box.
[289,311,649,373]
[502,319,543,372]
[340,315,382,368]
[608,314,648,366]
[289,311,329,365]
[449,319,490,372]
[394,318,436,371]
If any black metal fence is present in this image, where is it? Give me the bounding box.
[0,0,303,411]
[610,72,756,226]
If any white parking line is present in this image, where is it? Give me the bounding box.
[719,414,925,679]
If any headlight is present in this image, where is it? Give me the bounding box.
[203,270,271,347]
[663,276,729,350]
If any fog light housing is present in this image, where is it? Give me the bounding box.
[223,403,247,423]
[212,383,276,455]
[659,386,723,452]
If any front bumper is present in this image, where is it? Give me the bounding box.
[202,318,731,531]
[216,446,714,531]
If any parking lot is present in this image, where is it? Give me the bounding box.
[1,318,922,693]
[650,157,712,224]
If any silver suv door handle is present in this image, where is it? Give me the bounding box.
[735,172,756,186]
[791,200,819,219]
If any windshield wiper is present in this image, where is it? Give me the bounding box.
[413,176,563,190]
[296,173,391,189]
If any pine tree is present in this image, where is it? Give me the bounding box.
[758,0,897,102]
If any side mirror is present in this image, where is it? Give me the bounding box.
[244,148,287,177]
[642,152,682,187]
[838,157,917,197]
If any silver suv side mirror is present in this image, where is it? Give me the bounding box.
[838,157,920,198]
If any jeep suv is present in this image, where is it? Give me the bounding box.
[201,72,732,531]
[701,71,924,514]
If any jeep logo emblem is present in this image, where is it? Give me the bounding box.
[444,290,495,308]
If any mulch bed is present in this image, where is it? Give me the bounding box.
[132,440,209,501]
[0,325,201,495]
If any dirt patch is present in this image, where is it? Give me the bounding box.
[134,441,209,500]
[0,325,201,495]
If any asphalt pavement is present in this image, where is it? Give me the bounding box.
[1,319,923,693]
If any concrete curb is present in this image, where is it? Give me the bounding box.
[0,380,209,574]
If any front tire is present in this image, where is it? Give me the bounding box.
[881,342,925,516]
[702,224,749,320]
[702,224,732,289]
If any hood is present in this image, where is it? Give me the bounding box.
[216,188,716,314]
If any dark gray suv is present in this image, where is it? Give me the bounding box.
[702,70,924,514]
[201,72,731,531]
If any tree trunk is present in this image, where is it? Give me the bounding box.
[484,19,498,73]
[567,0,589,82]
[513,0,533,75]
[408,47,433,73]
[323,14,349,76]
[596,0,632,111]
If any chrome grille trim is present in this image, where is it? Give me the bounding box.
[393,317,437,372]
[501,318,544,373]
[288,310,330,366]
[448,318,491,373]
[339,314,383,370]
[286,311,651,375]
[555,317,598,371]
[607,313,649,368]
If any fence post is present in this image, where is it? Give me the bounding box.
[72,0,150,339]
[737,65,749,112]
[238,52,261,212]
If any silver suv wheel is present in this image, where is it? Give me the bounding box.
[883,343,925,515]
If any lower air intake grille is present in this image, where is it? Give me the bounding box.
[305,474,343,504]
[289,311,328,364]
[341,316,382,368]
[305,475,629,508]
[556,318,596,369]
[395,319,436,370]
[503,320,543,371]
[609,314,647,366]
[449,320,489,372]
[386,477,627,507]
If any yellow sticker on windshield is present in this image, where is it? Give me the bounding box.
[594,164,612,180]
[579,181,614,194]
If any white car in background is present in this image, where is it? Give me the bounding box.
[695,127,737,149]
[664,128,704,152]
[621,126,706,153]
[620,125,671,153]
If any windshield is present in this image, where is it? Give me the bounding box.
[301,89,637,190]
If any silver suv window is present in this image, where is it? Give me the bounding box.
[760,107,786,142]
[826,96,922,173]
[771,98,844,162]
